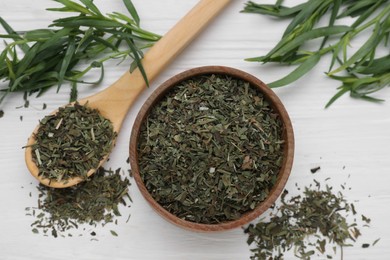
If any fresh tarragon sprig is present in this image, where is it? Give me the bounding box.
[242,0,390,107]
[0,0,160,104]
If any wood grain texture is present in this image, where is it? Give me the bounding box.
[0,0,389,259]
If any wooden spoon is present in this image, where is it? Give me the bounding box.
[25,0,232,188]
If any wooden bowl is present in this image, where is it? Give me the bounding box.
[129,66,294,232]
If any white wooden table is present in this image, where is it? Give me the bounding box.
[1,1,389,259]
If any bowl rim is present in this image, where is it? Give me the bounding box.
[129,66,294,232]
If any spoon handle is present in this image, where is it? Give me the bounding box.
[86,0,232,129]
[142,0,232,80]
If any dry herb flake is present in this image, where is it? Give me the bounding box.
[27,167,130,237]
[31,102,116,182]
[138,74,285,224]
[245,180,369,259]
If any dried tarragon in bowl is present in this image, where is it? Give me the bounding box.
[30,103,117,182]
[137,73,286,224]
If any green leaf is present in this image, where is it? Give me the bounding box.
[91,36,119,51]
[320,0,342,49]
[329,23,382,75]
[338,0,383,19]
[5,56,16,81]
[21,73,59,92]
[0,34,24,39]
[23,62,47,77]
[68,61,104,85]
[123,0,140,26]
[351,77,381,91]
[57,36,76,91]
[109,12,136,25]
[328,35,348,72]
[275,0,283,8]
[326,73,389,107]
[355,74,390,94]
[351,1,385,28]
[39,28,72,51]
[325,87,349,108]
[268,53,321,88]
[351,47,377,72]
[241,2,305,17]
[24,29,56,41]
[0,17,29,53]
[9,74,28,91]
[245,55,268,62]
[282,0,323,37]
[52,16,122,29]
[354,55,390,74]
[79,0,103,16]
[327,74,357,84]
[350,91,384,103]
[21,82,57,93]
[270,26,351,58]
[30,52,64,75]
[70,81,78,102]
[125,38,148,87]
[104,16,160,41]
[103,29,152,42]
[16,42,42,76]
[50,0,92,15]
[0,49,7,71]
[46,7,75,12]
[75,27,94,54]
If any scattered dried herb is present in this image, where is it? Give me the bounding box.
[242,0,390,107]
[138,74,285,224]
[30,102,116,182]
[26,167,131,237]
[244,178,370,259]
[0,0,160,104]
[372,238,380,246]
[310,166,321,174]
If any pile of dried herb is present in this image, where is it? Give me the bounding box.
[242,0,390,107]
[30,102,116,182]
[138,74,285,224]
[26,167,131,238]
[0,0,160,104]
[244,179,372,259]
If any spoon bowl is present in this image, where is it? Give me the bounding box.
[25,0,232,188]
